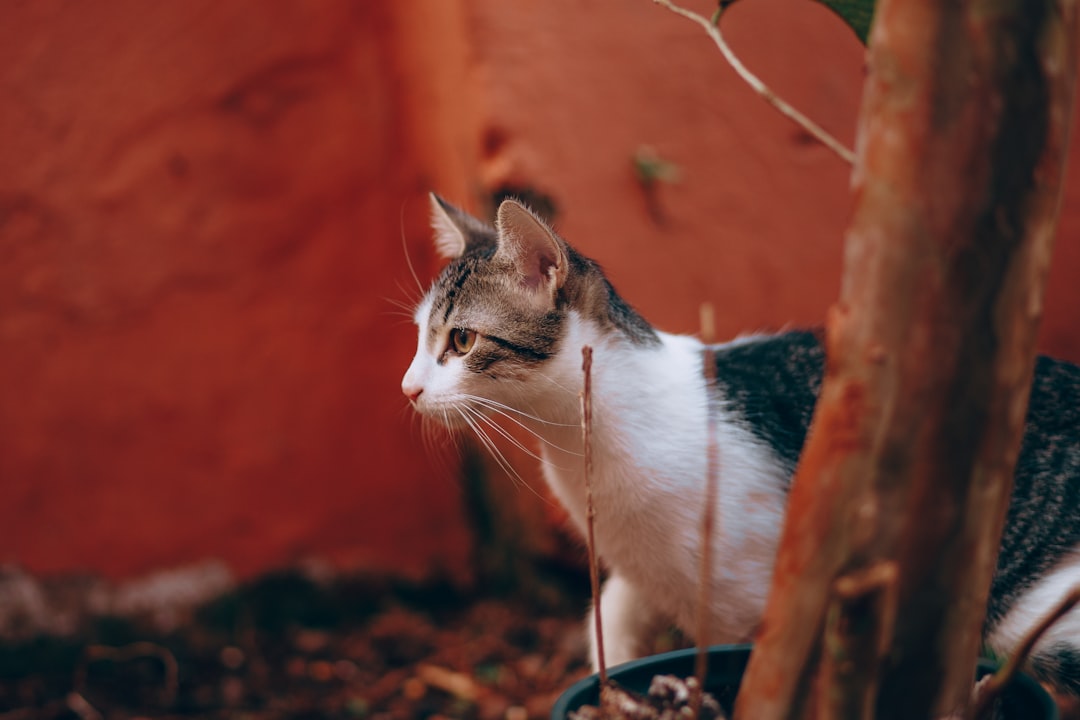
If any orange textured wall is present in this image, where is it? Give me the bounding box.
[0,2,472,580]
[3,1,1079,581]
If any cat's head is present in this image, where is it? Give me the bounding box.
[401,194,656,425]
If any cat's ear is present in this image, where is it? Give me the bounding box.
[494,199,568,301]
[429,193,492,259]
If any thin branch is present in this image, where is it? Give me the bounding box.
[968,584,1080,720]
[652,0,856,165]
[693,303,720,718]
[581,345,607,686]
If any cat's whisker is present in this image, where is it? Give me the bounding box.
[467,404,573,469]
[418,415,459,477]
[419,408,440,453]
[440,408,454,441]
[384,311,419,326]
[463,394,578,428]
[415,416,438,467]
[532,369,581,400]
[419,414,439,457]
[455,407,529,490]
[400,201,425,296]
[384,295,419,315]
[458,407,555,505]
[462,393,566,429]
[462,398,582,461]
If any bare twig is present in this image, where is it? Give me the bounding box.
[652,0,856,165]
[968,585,1080,720]
[581,345,607,686]
[692,303,720,717]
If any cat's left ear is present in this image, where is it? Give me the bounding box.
[429,193,494,259]
[495,199,568,303]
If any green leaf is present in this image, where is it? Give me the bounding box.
[811,0,877,45]
[632,146,682,186]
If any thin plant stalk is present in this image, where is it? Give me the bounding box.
[581,345,607,686]
[968,585,1080,720]
[693,303,720,716]
[652,0,855,165]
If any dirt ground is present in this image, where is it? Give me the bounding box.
[0,569,597,720]
[7,565,1066,720]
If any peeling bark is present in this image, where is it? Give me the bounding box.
[733,1,1078,719]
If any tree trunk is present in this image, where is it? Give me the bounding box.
[733,1,1078,719]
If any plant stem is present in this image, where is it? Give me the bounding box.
[692,303,720,717]
[969,585,1080,720]
[581,345,607,686]
[652,0,855,165]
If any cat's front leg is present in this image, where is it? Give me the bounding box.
[587,573,662,670]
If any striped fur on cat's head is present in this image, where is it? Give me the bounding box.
[401,194,657,425]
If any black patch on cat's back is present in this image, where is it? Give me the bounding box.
[602,277,661,347]
[1031,644,1080,695]
[562,248,660,347]
[709,329,1080,693]
[712,330,824,475]
[985,354,1080,628]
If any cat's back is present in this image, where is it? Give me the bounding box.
[714,332,1080,657]
[712,331,1080,603]
[711,330,825,476]
[990,354,1080,626]
[1025,353,1080,439]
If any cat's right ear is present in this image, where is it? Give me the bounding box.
[429,193,490,260]
[494,199,568,305]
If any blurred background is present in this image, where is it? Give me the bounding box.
[3,1,1080,717]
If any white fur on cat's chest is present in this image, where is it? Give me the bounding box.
[533,316,790,643]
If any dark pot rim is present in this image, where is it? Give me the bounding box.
[550,644,1058,719]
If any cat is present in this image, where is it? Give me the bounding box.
[401,193,1080,694]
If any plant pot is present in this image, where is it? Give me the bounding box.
[550,644,1058,719]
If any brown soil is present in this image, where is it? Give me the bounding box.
[0,570,593,720]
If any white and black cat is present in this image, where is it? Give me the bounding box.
[401,194,1080,694]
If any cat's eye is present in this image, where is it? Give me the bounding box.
[450,328,476,355]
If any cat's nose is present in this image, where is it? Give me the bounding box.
[402,360,427,403]
[401,376,423,402]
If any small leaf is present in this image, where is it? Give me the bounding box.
[633,146,682,186]
[811,0,876,45]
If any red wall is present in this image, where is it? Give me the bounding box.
[0,2,472,580]
[2,1,1078,581]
